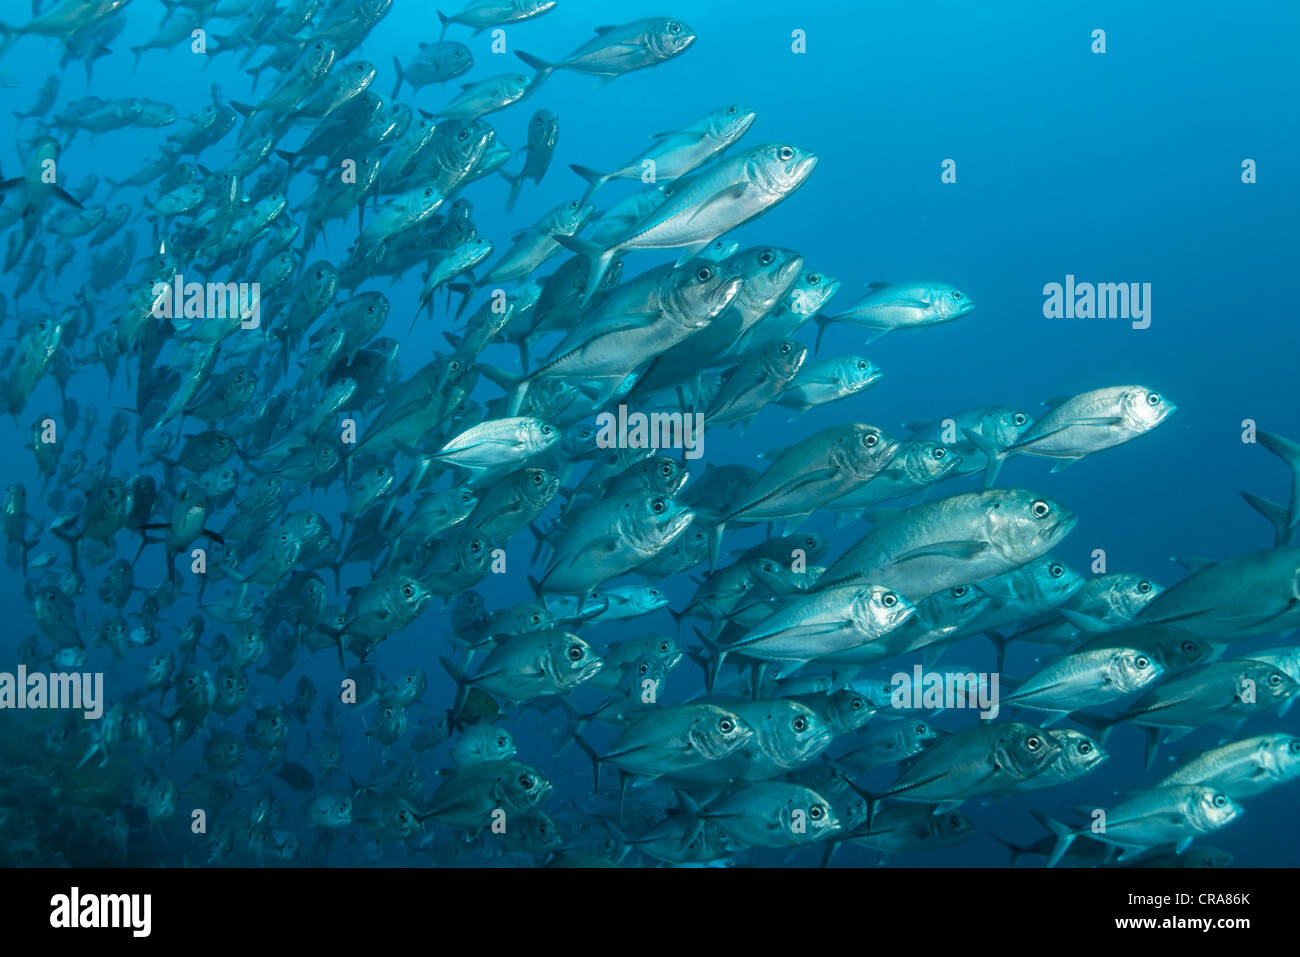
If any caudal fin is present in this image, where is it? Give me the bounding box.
[1256,430,1300,532]
[514,50,557,91]
[1030,810,1077,868]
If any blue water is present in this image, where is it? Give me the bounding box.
[1,0,1297,867]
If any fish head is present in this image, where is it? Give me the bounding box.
[674,260,744,326]
[522,417,560,455]
[1048,728,1108,777]
[750,143,818,195]
[993,725,1061,778]
[986,490,1076,565]
[527,109,559,151]
[1253,662,1300,704]
[763,339,807,379]
[853,584,914,637]
[983,407,1035,449]
[646,17,697,59]
[1267,734,1300,780]
[839,423,899,477]
[905,439,960,484]
[791,271,841,318]
[690,706,754,759]
[761,700,833,767]
[788,787,839,840]
[1190,788,1242,832]
[1108,573,1163,619]
[546,633,604,689]
[928,284,975,319]
[1018,556,1085,607]
[708,103,758,144]
[1108,647,1163,693]
[1119,386,1176,433]
[501,763,552,811]
[826,688,876,733]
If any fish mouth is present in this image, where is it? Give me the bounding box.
[791,153,819,184]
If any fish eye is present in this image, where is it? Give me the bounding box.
[1135,656,1150,669]
[1269,673,1283,686]
[567,645,584,660]
[652,499,666,514]
[531,473,543,484]
[759,250,775,266]
[1013,413,1028,426]
[952,290,963,300]
[668,21,682,34]
[1181,641,1198,654]
[568,201,579,209]
[1290,741,1300,754]
[661,463,673,476]
[638,663,649,674]
[1212,794,1227,807]
[727,105,738,114]
[402,585,414,597]
[659,641,670,653]
[497,737,507,747]
[695,266,713,281]
[915,724,927,735]
[518,775,533,789]
[718,718,734,733]
[1147,393,1161,406]
[780,342,791,354]
[863,433,879,447]
[470,540,482,553]
[457,130,469,141]
[792,716,807,731]
[952,585,969,597]
[1026,735,1042,750]
[807,273,820,284]
[851,698,864,710]
[856,360,868,370]
[882,592,898,607]
[1031,500,1051,518]
[1079,741,1092,754]
[778,146,794,160]
[1138,580,1152,593]
[1049,563,1064,578]
[530,614,541,624]
[932,448,945,459]
[809,805,823,819]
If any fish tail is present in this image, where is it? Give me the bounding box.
[1241,492,1290,547]
[961,426,1006,488]
[553,233,615,308]
[569,728,602,793]
[1256,429,1300,532]
[514,50,556,91]
[989,832,1032,868]
[390,56,405,99]
[1030,810,1076,868]
[568,164,607,203]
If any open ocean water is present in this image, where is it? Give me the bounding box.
[0,0,1297,874]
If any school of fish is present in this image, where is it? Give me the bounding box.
[1,0,1297,868]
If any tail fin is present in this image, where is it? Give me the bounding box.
[569,163,609,203]
[514,50,557,91]
[553,233,617,309]
[1030,810,1076,868]
[1256,429,1300,531]
[962,427,1006,488]
[1241,492,1290,547]
[569,728,602,792]
[391,56,405,99]
[990,832,1032,868]
[812,312,833,352]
